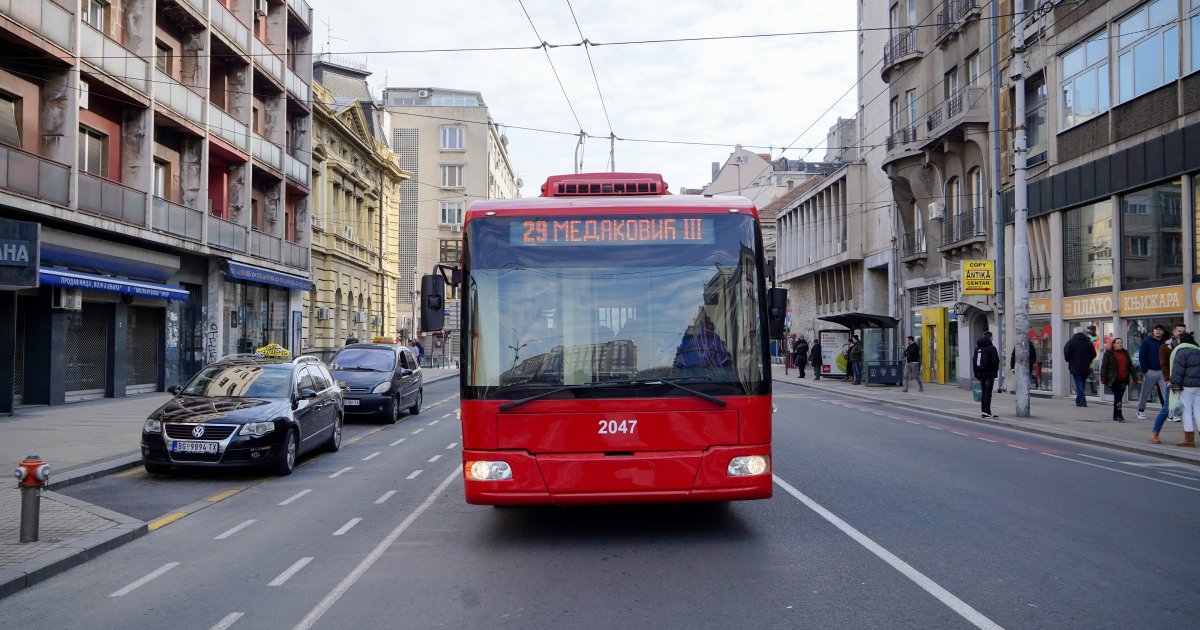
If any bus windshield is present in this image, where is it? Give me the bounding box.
[463,213,768,400]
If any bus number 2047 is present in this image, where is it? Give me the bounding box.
[598,419,637,435]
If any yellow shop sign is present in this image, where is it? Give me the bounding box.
[256,344,291,357]
[962,260,995,295]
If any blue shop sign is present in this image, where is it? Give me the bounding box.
[226,261,314,291]
[39,268,189,300]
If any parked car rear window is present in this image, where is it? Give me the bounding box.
[331,348,397,372]
[183,364,293,398]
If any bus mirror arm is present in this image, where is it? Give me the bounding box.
[767,287,788,340]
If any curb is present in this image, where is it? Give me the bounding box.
[775,377,1200,467]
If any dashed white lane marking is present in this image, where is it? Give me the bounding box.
[411,428,425,434]
[329,467,353,478]
[428,455,442,463]
[111,562,179,597]
[446,442,458,449]
[390,438,407,446]
[441,412,454,418]
[1077,453,1116,463]
[977,438,997,443]
[279,489,311,506]
[428,420,439,426]
[214,519,257,540]
[905,420,920,425]
[1042,453,1200,492]
[333,518,362,536]
[269,557,313,586]
[406,470,423,480]
[210,612,245,630]
[374,490,396,504]
[951,431,969,436]
[1007,445,1028,451]
[294,469,460,630]
[887,415,903,419]
[926,426,944,431]
[362,452,381,461]
[773,476,1002,630]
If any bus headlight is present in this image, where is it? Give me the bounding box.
[727,455,769,476]
[466,461,512,481]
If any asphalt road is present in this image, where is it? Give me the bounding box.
[2,379,1199,629]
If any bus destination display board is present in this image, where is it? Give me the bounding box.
[511,216,715,246]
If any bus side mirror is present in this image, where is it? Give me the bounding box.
[420,275,445,332]
[767,287,787,340]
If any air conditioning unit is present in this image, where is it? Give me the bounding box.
[450,224,462,232]
[316,307,331,320]
[52,287,83,310]
[254,0,268,16]
[418,89,430,98]
[928,201,945,221]
[354,311,366,323]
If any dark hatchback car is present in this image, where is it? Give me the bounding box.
[141,355,343,475]
[329,343,423,423]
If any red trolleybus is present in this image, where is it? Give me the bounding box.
[420,173,786,505]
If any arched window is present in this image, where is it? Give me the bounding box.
[945,177,961,241]
[334,289,343,344]
[967,167,986,237]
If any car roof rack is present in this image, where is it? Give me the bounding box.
[293,355,322,365]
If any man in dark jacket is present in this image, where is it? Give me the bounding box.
[1010,339,1038,388]
[1063,327,1098,407]
[902,336,923,392]
[974,331,1001,418]
[1135,325,1166,419]
[809,340,823,381]
[793,336,810,378]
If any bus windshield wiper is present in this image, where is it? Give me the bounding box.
[649,379,727,407]
[497,381,640,411]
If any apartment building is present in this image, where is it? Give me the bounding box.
[379,87,518,363]
[0,0,314,412]
[306,58,408,360]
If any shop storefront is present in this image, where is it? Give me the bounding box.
[1027,298,1053,394]
[220,261,312,358]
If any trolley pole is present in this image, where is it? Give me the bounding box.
[1012,0,1032,417]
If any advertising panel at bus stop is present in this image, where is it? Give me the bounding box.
[819,329,849,377]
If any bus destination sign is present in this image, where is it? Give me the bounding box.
[512,217,715,246]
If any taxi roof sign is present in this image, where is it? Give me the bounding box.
[256,344,291,358]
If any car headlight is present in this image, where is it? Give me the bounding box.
[241,421,276,438]
[372,381,392,394]
[727,455,769,477]
[143,418,162,434]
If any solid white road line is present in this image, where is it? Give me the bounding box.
[362,452,381,461]
[374,490,396,504]
[294,468,460,630]
[772,476,1002,630]
[110,562,180,597]
[390,438,407,446]
[210,612,245,630]
[329,467,353,478]
[278,489,311,506]
[446,442,458,449]
[406,469,423,480]
[333,518,362,536]
[1162,472,1200,481]
[1042,453,1200,492]
[268,557,313,586]
[214,519,257,540]
[428,455,442,463]
[411,428,424,434]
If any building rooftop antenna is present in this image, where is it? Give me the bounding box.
[320,17,348,55]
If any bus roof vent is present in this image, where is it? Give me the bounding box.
[541,172,670,197]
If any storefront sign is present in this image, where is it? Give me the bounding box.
[1120,286,1184,316]
[1063,293,1114,319]
[1029,298,1052,315]
[0,218,39,289]
[961,260,995,295]
[226,261,314,291]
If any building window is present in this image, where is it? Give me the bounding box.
[78,126,108,177]
[945,177,960,218]
[1064,199,1115,292]
[1117,0,1179,103]
[83,0,109,32]
[1061,31,1110,128]
[944,66,960,101]
[1126,236,1150,258]
[440,164,464,188]
[966,52,981,87]
[440,201,464,225]
[1120,181,1181,288]
[155,40,172,75]
[153,158,169,199]
[1192,0,1200,72]
[440,126,464,150]
[0,92,21,148]
[968,168,985,213]
[1026,72,1048,151]
[439,239,462,264]
[906,89,918,128]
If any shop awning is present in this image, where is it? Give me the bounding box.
[818,312,900,330]
[226,261,314,291]
[39,268,190,301]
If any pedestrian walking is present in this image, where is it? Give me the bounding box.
[793,335,810,378]
[1009,339,1037,388]
[1099,338,1139,422]
[974,331,1001,418]
[848,335,864,384]
[902,335,923,392]
[1152,325,1186,443]
[1168,332,1200,447]
[809,340,823,381]
[1136,325,1167,420]
[1064,326,1097,407]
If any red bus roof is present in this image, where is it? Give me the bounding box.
[541,172,670,197]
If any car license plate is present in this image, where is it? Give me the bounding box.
[343,399,360,407]
[172,440,218,454]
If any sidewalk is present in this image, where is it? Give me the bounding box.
[771,363,1200,466]
[0,368,459,599]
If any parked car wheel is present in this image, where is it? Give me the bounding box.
[143,462,170,474]
[385,396,400,424]
[408,389,422,416]
[325,414,343,452]
[274,428,298,476]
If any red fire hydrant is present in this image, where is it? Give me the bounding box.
[14,455,51,543]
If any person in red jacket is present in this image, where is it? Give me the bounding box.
[1100,338,1139,422]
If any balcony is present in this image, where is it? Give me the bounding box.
[182,0,207,18]
[282,240,308,270]
[80,24,149,93]
[209,104,249,152]
[207,214,248,252]
[252,37,285,86]
[252,133,283,172]
[0,144,70,206]
[284,153,309,187]
[153,70,205,126]
[79,172,148,226]
[212,0,251,54]
[940,207,989,249]
[936,0,981,42]
[0,0,75,52]
[925,87,988,144]
[285,68,310,103]
[901,229,927,260]
[152,196,204,242]
[251,228,282,262]
[882,27,920,82]
[288,0,313,29]
[333,233,376,266]
[886,125,919,151]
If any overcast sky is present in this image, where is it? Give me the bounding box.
[305,0,859,197]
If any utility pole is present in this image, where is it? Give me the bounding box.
[991,0,1005,395]
[1013,0,1031,416]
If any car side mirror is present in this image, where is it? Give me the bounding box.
[337,380,348,391]
[167,385,181,395]
[400,368,414,378]
[299,388,318,400]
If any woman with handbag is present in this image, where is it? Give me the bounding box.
[1099,338,1138,422]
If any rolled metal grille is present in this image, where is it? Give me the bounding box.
[127,306,162,387]
[65,303,108,392]
[13,302,24,399]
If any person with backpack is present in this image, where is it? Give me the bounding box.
[792,335,810,379]
[809,339,823,381]
[974,331,1001,418]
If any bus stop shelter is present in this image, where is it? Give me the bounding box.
[817,312,902,385]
